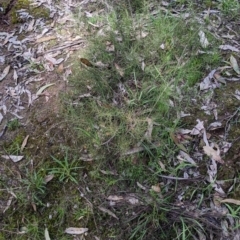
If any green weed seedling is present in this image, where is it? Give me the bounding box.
[48,154,82,184]
[225,204,240,219]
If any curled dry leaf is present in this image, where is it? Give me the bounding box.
[114,63,124,77]
[0,113,3,124]
[203,145,224,164]
[221,141,232,153]
[100,170,117,175]
[198,30,209,48]
[79,58,94,67]
[3,195,14,213]
[190,119,204,135]
[180,111,191,118]
[0,65,10,81]
[65,227,88,235]
[21,135,29,152]
[151,184,161,193]
[98,207,119,220]
[107,195,124,201]
[94,61,109,68]
[36,83,55,96]
[233,89,240,100]
[158,160,167,172]
[13,69,18,82]
[220,198,240,205]
[178,151,196,165]
[57,63,64,73]
[32,202,37,212]
[48,56,64,65]
[44,174,54,184]
[200,69,216,90]
[208,122,222,130]
[144,117,153,142]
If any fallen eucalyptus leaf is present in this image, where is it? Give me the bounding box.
[219,45,239,52]
[44,55,64,65]
[1,155,24,162]
[208,122,222,130]
[98,207,119,220]
[114,63,124,77]
[36,35,56,43]
[203,145,224,164]
[107,195,124,201]
[230,55,240,74]
[200,70,216,90]
[198,30,209,48]
[0,113,3,124]
[190,119,204,135]
[65,227,88,235]
[221,198,240,205]
[13,69,18,82]
[144,118,153,142]
[79,58,94,67]
[178,151,196,165]
[44,228,51,240]
[44,174,54,184]
[221,141,232,153]
[233,89,240,100]
[0,65,10,81]
[3,195,14,213]
[21,135,29,152]
[36,83,55,95]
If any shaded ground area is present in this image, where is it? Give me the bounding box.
[0,0,240,239]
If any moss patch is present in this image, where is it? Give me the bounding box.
[10,0,50,24]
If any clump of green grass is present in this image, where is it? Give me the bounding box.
[64,3,223,239]
[68,8,220,158]
[219,0,240,17]
[48,153,82,184]
[62,1,240,239]
[21,170,47,206]
[7,118,20,131]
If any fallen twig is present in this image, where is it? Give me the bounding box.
[40,39,85,55]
